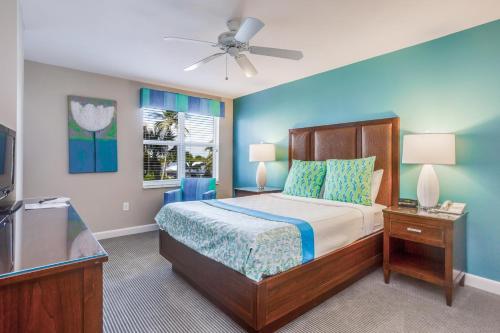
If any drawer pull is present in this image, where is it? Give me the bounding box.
[406,227,422,234]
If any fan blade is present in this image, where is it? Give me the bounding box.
[164,36,216,46]
[234,54,257,77]
[234,17,264,43]
[249,46,303,60]
[184,53,225,71]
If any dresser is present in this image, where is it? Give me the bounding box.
[383,206,466,306]
[234,186,282,197]
[0,200,108,332]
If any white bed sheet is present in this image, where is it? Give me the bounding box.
[221,193,385,258]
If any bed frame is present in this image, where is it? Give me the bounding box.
[160,117,400,332]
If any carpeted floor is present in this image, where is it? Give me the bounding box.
[101,231,500,332]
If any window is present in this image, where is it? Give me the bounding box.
[143,110,219,187]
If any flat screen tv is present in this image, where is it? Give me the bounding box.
[0,123,15,201]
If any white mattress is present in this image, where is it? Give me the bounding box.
[221,193,385,258]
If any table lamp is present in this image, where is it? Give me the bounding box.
[249,143,275,190]
[402,133,455,209]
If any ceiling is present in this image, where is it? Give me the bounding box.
[22,0,500,98]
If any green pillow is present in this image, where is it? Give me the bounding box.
[323,157,376,206]
[283,160,326,198]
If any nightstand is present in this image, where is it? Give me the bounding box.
[234,187,282,197]
[383,206,467,306]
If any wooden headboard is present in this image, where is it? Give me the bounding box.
[288,117,400,207]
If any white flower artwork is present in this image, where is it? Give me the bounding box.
[70,101,115,132]
[68,95,118,173]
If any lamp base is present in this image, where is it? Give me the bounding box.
[417,164,440,209]
[256,162,267,190]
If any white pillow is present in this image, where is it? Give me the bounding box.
[371,169,384,202]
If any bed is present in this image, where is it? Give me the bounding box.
[158,117,400,332]
[157,193,386,281]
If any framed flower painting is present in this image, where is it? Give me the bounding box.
[68,95,117,173]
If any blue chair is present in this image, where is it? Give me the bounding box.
[164,178,216,205]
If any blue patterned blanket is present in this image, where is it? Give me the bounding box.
[155,198,315,281]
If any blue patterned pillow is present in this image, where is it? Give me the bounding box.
[323,157,376,206]
[283,160,326,198]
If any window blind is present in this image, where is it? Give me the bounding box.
[142,108,219,187]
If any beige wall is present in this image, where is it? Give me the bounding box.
[23,61,233,232]
[0,0,23,201]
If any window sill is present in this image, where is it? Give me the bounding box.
[143,181,180,189]
[143,180,220,189]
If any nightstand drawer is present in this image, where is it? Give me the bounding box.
[390,220,444,246]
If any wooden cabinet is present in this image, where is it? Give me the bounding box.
[234,187,282,197]
[0,201,108,332]
[383,206,466,306]
[0,260,106,332]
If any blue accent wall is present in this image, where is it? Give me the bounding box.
[234,20,500,281]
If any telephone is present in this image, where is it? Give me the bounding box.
[435,201,466,215]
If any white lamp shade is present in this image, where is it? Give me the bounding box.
[402,134,455,165]
[249,143,275,162]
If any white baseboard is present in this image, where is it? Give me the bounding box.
[93,223,159,240]
[465,273,500,296]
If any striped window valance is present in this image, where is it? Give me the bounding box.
[140,88,225,117]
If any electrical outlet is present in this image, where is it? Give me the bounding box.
[122,202,130,211]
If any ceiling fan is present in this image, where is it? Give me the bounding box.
[164,17,303,79]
